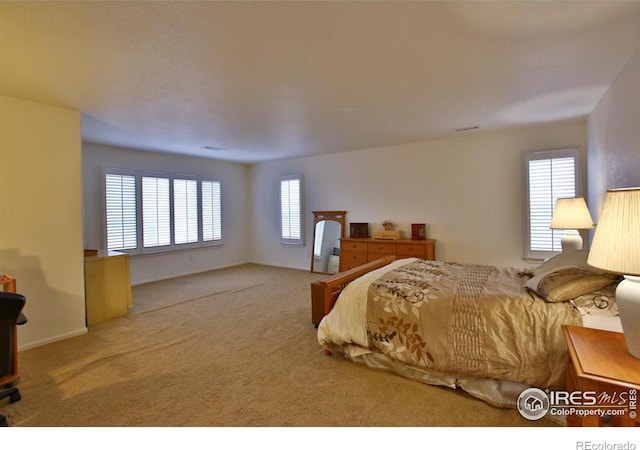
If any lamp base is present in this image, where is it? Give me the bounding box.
[616,275,640,359]
[560,230,583,252]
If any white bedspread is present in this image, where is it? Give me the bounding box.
[317,258,418,356]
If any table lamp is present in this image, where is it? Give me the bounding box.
[587,187,640,358]
[550,197,594,251]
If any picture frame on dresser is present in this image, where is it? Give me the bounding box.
[411,223,427,240]
[349,222,369,238]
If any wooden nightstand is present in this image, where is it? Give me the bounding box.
[562,325,640,427]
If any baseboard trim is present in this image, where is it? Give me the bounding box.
[18,327,88,351]
[132,262,250,286]
[248,260,308,272]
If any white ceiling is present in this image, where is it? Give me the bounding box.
[2,1,640,164]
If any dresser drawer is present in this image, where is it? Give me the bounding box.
[396,243,426,258]
[367,242,395,255]
[341,240,367,252]
[341,260,364,271]
[341,251,367,265]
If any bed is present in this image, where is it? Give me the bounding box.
[313,250,622,408]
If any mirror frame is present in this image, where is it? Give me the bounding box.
[310,211,346,273]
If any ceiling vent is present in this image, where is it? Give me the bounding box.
[454,126,479,132]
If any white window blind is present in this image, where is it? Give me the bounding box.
[105,173,137,250]
[105,170,223,253]
[202,180,222,242]
[280,175,303,245]
[524,149,580,260]
[173,178,199,244]
[142,176,171,248]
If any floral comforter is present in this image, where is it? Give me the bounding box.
[318,258,582,390]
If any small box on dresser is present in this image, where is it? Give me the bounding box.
[349,222,369,238]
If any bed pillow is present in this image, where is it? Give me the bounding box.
[532,250,590,276]
[525,266,619,303]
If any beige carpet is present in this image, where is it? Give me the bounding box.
[3,264,559,427]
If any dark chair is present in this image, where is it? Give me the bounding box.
[0,292,27,427]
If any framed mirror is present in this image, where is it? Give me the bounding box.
[311,211,346,274]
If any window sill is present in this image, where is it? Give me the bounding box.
[119,241,224,257]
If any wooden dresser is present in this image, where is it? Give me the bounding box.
[84,250,133,325]
[339,238,436,271]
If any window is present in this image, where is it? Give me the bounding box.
[523,149,581,261]
[142,176,171,248]
[202,180,222,242]
[173,178,198,245]
[105,170,223,253]
[280,174,303,245]
[105,173,137,251]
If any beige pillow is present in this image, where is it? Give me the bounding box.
[525,266,619,303]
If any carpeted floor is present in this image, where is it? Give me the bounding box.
[3,264,561,427]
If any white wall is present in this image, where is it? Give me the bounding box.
[82,143,251,285]
[250,120,587,270]
[587,43,640,220]
[0,95,87,349]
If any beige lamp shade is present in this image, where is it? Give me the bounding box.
[588,187,640,359]
[550,197,594,230]
[587,188,640,276]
